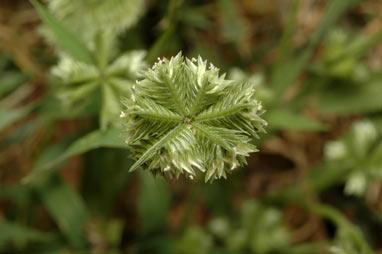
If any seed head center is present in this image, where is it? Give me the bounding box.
[183,116,192,124]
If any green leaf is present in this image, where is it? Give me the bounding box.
[310,204,374,254]
[145,0,180,63]
[0,221,50,247]
[371,115,382,133]
[180,8,211,29]
[100,84,122,131]
[240,201,289,253]
[175,226,212,254]
[285,242,330,254]
[264,109,328,131]
[23,128,126,184]
[317,74,382,115]
[350,30,382,59]
[31,0,94,64]
[271,0,361,104]
[0,71,28,97]
[81,149,133,217]
[145,26,175,63]
[39,93,101,120]
[217,0,245,44]
[274,0,301,68]
[0,105,35,132]
[0,185,31,208]
[138,171,170,235]
[0,53,8,70]
[59,81,99,104]
[38,175,89,247]
[51,54,98,84]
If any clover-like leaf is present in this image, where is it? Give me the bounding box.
[122,52,267,182]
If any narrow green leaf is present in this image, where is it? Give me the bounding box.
[146,26,174,63]
[310,203,374,254]
[23,128,126,184]
[285,242,330,254]
[351,30,382,59]
[100,83,122,131]
[81,149,133,217]
[30,0,94,65]
[175,226,212,254]
[38,175,89,247]
[217,0,245,44]
[0,185,31,208]
[317,75,382,115]
[95,31,110,71]
[138,171,170,235]
[264,109,328,131]
[0,104,35,132]
[0,71,28,97]
[145,0,180,63]
[39,93,101,119]
[371,115,382,133]
[271,0,361,104]
[0,221,50,246]
[0,53,8,70]
[274,0,301,68]
[60,81,99,104]
[180,8,211,29]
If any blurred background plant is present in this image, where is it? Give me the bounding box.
[0,0,381,253]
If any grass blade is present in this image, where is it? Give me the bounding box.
[30,0,94,65]
[271,0,361,105]
[0,104,36,132]
[265,109,328,131]
[38,175,89,247]
[23,128,127,184]
[0,221,50,247]
[138,171,170,235]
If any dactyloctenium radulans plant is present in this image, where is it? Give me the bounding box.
[121,53,267,182]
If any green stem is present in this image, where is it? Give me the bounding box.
[146,0,183,63]
[146,26,175,63]
[308,203,374,254]
[179,179,203,233]
[274,0,301,69]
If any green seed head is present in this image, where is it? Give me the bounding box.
[122,52,267,182]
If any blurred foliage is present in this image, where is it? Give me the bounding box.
[208,200,289,253]
[324,120,382,197]
[43,0,144,43]
[0,0,381,253]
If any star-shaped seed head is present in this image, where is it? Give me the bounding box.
[122,52,267,182]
